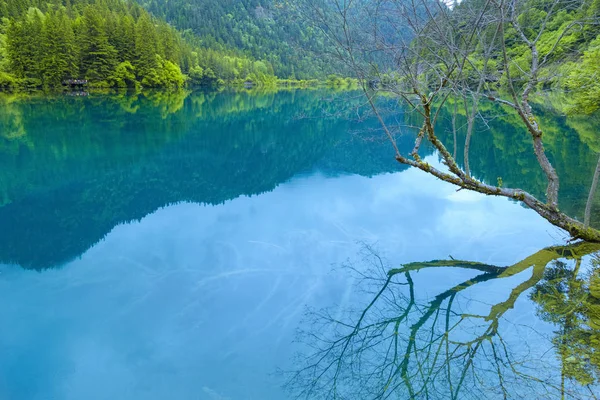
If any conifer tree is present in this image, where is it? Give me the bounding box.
[0,0,279,88]
[41,9,76,86]
[79,5,117,81]
[5,19,26,78]
[115,14,136,62]
[134,12,159,78]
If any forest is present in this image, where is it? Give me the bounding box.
[0,0,598,97]
[0,0,280,89]
[139,0,333,79]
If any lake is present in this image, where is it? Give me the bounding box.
[1,89,599,399]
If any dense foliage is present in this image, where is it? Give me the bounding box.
[1,0,598,94]
[0,0,277,89]
[451,0,600,113]
[140,0,332,79]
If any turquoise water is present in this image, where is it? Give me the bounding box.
[1,90,599,399]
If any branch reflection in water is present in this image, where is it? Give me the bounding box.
[287,242,600,399]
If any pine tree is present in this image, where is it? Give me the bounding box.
[114,14,136,62]
[6,9,43,82]
[40,9,76,87]
[157,23,178,63]
[40,10,65,86]
[79,5,117,81]
[59,8,78,78]
[5,19,26,78]
[0,1,8,19]
[26,8,45,80]
[0,0,278,87]
[134,12,159,79]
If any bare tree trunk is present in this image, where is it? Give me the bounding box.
[584,154,600,228]
[298,0,600,241]
[452,99,458,160]
[463,98,476,178]
[389,100,600,242]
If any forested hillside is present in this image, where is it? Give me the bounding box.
[0,0,598,94]
[0,0,278,89]
[138,0,600,98]
[140,0,330,79]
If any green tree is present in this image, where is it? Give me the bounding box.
[134,12,159,79]
[40,8,76,87]
[107,61,137,88]
[565,35,600,114]
[6,8,44,82]
[0,0,278,88]
[79,6,117,81]
[0,16,9,71]
[116,14,136,62]
[188,65,204,85]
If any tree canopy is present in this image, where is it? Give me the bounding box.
[0,0,278,89]
[140,0,335,79]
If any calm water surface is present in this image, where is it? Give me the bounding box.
[1,90,600,399]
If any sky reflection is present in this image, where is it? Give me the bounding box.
[0,157,561,399]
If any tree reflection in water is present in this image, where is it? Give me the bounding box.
[287,243,600,399]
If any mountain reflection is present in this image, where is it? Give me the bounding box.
[0,89,405,269]
[287,242,600,399]
[1,90,600,270]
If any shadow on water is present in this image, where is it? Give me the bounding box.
[286,242,600,399]
[1,90,600,270]
[0,89,407,269]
